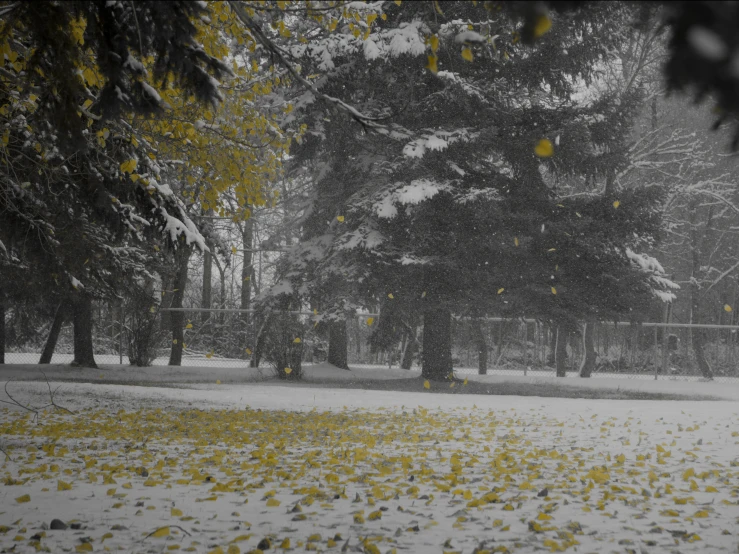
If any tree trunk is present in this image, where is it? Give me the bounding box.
[202,243,212,324]
[40,302,67,364]
[168,246,191,366]
[689,199,714,380]
[422,306,452,380]
[579,320,597,377]
[250,312,269,368]
[546,325,556,366]
[328,319,349,369]
[72,295,97,368]
[692,329,713,380]
[555,325,568,377]
[400,324,418,370]
[240,218,254,354]
[0,295,5,364]
[471,319,488,375]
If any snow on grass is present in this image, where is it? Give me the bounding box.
[0,371,738,554]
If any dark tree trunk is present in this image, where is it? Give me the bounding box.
[692,330,713,380]
[555,325,568,377]
[328,319,349,369]
[422,306,452,381]
[546,325,556,366]
[40,302,67,364]
[471,319,488,375]
[72,295,97,368]
[0,295,5,364]
[579,320,596,377]
[689,199,714,380]
[250,312,268,368]
[400,324,418,370]
[202,243,212,325]
[240,218,254,354]
[168,246,191,366]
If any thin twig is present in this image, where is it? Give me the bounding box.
[142,525,192,540]
[39,370,76,415]
[0,443,12,462]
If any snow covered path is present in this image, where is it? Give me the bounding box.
[0,370,738,554]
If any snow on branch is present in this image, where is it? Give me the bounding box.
[625,248,679,302]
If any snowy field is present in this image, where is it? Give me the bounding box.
[0,364,738,554]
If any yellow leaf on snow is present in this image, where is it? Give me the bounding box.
[57,480,72,491]
[15,495,30,503]
[151,527,170,538]
[266,498,281,507]
[76,544,93,552]
[171,508,183,517]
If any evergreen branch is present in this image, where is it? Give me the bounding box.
[228,1,406,136]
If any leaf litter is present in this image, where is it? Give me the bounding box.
[0,385,738,553]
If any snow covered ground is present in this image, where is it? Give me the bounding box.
[0,364,738,553]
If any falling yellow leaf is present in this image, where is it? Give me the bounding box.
[15,495,30,504]
[724,304,732,312]
[613,200,620,209]
[284,367,292,375]
[388,293,394,299]
[551,287,557,295]
[336,215,345,222]
[534,139,554,157]
[423,380,430,389]
[216,380,221,385]
[293,337,301,343]
[463,378,468,385]
[429,35,439,52]
[533,15,552,38]
[206,350,214,359]
[461,47,473,62]
[231,245,237,254]
[185,323,193,329]
[245,348,252,355]
[426,53,438,74]
[497,288,504,294]
[366,317,375,326]
[172,339,178,345]
[514,237,519,247]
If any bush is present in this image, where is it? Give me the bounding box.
[125,287,165,367]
